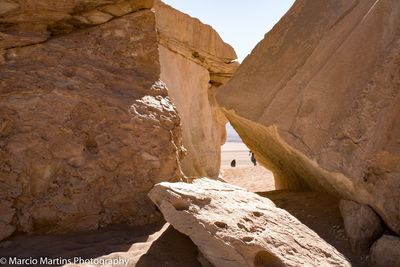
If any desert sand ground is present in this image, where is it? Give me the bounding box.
[0,143,368,266]
[221,142,253,167]
[221,142,275,192]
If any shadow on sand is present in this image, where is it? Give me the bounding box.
[258,190,369,267]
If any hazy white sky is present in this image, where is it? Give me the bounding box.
[162,0,295,62]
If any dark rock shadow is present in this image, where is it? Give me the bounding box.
[0,222,165,267]
[136,225,202,267]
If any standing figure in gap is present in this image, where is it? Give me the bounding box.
[230,159,236,167]
[250,151,257,166]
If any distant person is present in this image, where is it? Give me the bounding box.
[230,159,236,168]
[250,152,257,166]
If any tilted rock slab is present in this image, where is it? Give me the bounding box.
[149,178,350,267]
[217,0,400,234]
[0,0,236,239]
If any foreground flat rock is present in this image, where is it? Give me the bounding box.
[217,0,400,235]
[149,179,350,267]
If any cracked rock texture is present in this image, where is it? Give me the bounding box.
[0,0,236,240]
[0,6,183,238]
[217,0,400,235]
[149,178,351,267]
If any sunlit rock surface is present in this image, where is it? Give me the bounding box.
[0,0,237,240]
[217,0,400,234]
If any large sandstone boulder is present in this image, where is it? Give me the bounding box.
[149,178,350,267]
[0,4,182,238]
[339,200,383,253]
[0,0,236,239]
[217,0,400,234]
[370,235,400,267]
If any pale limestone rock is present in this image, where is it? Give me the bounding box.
[370,235,400,267]
[217,0,400,234]
[339,200,383,254]
[149,178,351,267]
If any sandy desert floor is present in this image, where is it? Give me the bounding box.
[0,143,369,266]
[221,166,275,192]
[220,142,275,192]
[221,142,254,167]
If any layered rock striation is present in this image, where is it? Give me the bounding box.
[0,0,236,240]
[217,0,400,234]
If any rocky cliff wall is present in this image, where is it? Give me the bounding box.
[217,0,400,235]
[159,47,223,178]
[0,6,184,240]
[0,0,237,240]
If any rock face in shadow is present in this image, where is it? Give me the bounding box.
[149,178,351,267]
[370,235,400,267]
[259,191,370,267]
[216,0,400,234]
[0,0,236,240]
[0,0,154,49]
[0,221,203,267]
[339,200,383,254]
